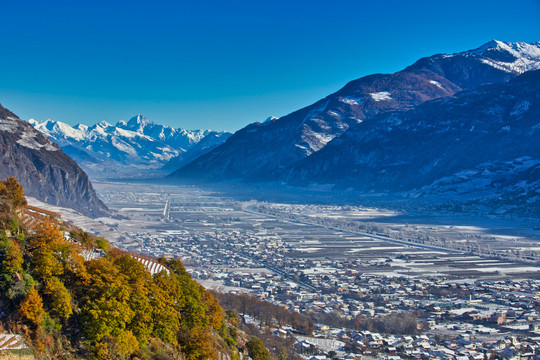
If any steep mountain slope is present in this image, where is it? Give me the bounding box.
[289,70,540,215]
[169,40,540,182]
[0,190,246,360]
[161,131,232,172]
[0,103,109,217]
[30,115,230,178]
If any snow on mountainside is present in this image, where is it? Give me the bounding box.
[29,115,231,178]
[289,70,540,216]
[170,40,540,183]
[466,40,540,74]
[406,40,540,89]
[0,103,109,217]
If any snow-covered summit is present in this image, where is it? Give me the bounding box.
[462,40,540,74]
[29,118,87,145]
[123,114,152,133]
[264,116,279,123]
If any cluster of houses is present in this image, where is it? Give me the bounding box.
[293,329,540,360]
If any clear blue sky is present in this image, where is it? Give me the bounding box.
[0,0,538,132]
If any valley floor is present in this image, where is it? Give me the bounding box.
[26,181,540,357]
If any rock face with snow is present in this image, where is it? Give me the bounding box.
[289,70,540,216]
[170,40,540,182]
[29,115,231,178]
[0,103,109,217]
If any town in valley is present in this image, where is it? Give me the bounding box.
[30,181,540,360]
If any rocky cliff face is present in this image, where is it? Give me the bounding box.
[170,41,540,182]
[0,103,109,217]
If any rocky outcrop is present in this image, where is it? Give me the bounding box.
[0,103,109,217]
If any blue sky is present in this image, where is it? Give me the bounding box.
[0,0,538,132]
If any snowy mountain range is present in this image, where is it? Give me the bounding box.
[29,115,231,178]
[169,40,540,183]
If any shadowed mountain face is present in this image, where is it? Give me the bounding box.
[169,41,540,182]
[161,131,232,173]
[289,70,540,216]
[0,104,109,217]
[170,69,459,182]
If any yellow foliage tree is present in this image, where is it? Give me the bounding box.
[44,277,73,319]
[179,326,216,360]
[33,220,64,245]
[19,287,44,326]
[3,177,27,208]
[246,337,270,360]
[202,290,223,330]
[0,237,23,274]
[29,221,65,280]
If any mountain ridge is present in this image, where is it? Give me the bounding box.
[169,40,540,183]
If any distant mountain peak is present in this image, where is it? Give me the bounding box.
[264,116,279,123]
[96,120,112,128]
[127,114,151,126]
[129,114,148,123]
[477,39,504,50]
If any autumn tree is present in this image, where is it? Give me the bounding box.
[78,258,135,345]
[3,176,27,208]
[0,236,23,275]
[178,326,216,360]
[19,287,44,327]
[43,277,72,319]
[202,290,223,330]
[246,337,270,360]
[114,255,154,345]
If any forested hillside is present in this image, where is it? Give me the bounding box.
[0,177,258,360]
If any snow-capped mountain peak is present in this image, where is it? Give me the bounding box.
[172,40,540,189]
[464,40,540,74]
[96,120,112,128]
[264,116,279,123]
[124,114,153,133]
[29,118,86,145]
[74,123,88,131]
